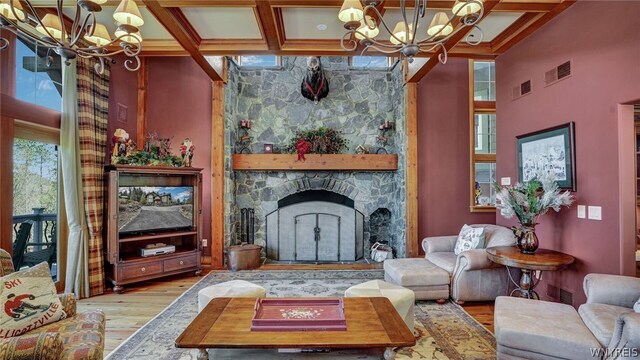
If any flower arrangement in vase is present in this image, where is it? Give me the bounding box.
[495,172,574,254]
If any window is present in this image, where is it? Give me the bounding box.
[12,124,60,280]
[237,55,280,68]
[15,38,63,111]
[349,56,392,69]
[470,60,496,211]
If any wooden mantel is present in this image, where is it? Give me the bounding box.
[232,154,398,171]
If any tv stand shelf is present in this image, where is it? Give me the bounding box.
[118,230,199,243]
[104,166,203,294]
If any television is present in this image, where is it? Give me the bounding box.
[118,186,194,235]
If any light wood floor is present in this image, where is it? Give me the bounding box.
[78,271,495,357]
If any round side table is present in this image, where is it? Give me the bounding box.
[486,246,575,299]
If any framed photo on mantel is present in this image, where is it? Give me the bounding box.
[516,122,576,191]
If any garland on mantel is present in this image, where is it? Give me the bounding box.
[285,127,349,161]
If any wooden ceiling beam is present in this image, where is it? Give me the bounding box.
[142,1,222,81]
[492,0,577,54]
[255,1,282,50]
[490,12,544,54]
[405,0,499,83]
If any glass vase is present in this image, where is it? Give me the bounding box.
[515,225,539,254]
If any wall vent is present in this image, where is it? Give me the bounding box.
[546,284,559,300]
[545,60,572,86]
[512,80,532,100]
[559,288,573,305]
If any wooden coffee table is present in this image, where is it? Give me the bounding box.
[176,297,416,360]
[486,246,575,299]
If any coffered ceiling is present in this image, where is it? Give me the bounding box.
[29,0,576,80]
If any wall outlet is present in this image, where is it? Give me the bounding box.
[577,205,586,219]
[500,177,511,186]
[202,239,208,247]
[588,206,602,220]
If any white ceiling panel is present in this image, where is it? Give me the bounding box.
[469,12,524,42]
[182,7,261,39]
[282,8,345,40]
[62,6,173,40]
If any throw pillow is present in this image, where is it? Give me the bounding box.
[454,225,485,255]
[0,262,66,338]
[634,297,640,313]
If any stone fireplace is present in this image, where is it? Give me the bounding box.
[222,56,407,261]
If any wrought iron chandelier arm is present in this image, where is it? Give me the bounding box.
[123,55,141,71]
[7,0,27,22]
[69,11,96,47]
[362,43,403,55]
[56,0,67,44]
[0,20,59,48]
[363,5,405,45]
[410,0,421,45]
[340,31,358,51]
[20,0,66,48]
[465,24,483,45]
[69,2,82,43]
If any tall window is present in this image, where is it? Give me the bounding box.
[12,127,60,280]
[349,56,392,69]
[470,60,496,211]
[15,38,63,111]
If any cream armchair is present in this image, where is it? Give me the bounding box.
[422,224,516,303]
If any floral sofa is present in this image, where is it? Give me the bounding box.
[0,249,105,360]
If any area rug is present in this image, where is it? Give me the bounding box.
[106,270,495,359]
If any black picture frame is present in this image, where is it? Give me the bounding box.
[516,122,576,191]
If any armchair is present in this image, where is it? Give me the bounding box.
[0,249,105,360]
[495,274,640,359]
[422,224,516,303]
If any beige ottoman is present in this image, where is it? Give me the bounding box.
[345,280,415,333]
[384,258,450,302]
[198,280,266,312]
[495,296,601,359]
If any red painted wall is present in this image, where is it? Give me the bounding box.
[145,57,212,252]
[417,58,495,247]
[495,1,640,305]
[107,56,138,163]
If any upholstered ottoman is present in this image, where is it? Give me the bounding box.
[198,280,266,312]
[383,258,450,302]
[345,280,415,333]
[495,296,602,359]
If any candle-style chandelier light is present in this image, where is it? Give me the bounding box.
[0,0,145,74]
[338,0,485,63]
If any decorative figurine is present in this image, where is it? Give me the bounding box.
[264,144,273,153]
[180,138,195,167]
[355,144,368,154]
[236,120,253,154]
[111,128,130,163]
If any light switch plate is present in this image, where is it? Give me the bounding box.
[501,177,511,186]
[588,206,602,220]
[577,205,586,219]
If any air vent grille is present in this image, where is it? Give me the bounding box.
[520,80,532,95]
[512,80,532,100]
[545,60,572,86]
[559,288,573,305]
[557,61,571,79]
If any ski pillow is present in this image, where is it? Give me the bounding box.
[0,262,66,338]
[454,224,485,255]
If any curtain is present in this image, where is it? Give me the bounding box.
[60,59,90,298]
[76,58,109,297]
[61,58,109,298]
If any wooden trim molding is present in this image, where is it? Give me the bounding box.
[0,118,13,252]
[0,94,61,128]
[405,82,419,258]
[211,81,225,269]
[136,57,148,148]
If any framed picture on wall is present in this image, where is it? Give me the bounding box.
[516,122,576,191]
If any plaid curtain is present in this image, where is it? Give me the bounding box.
[76,58,109,296]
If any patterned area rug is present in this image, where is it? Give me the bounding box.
[106,270,495,359]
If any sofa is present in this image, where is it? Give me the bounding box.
[0,249,105,360]
[422,224,516,303]
[495,273,640,359]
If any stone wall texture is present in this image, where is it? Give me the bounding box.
[224,56,407,259]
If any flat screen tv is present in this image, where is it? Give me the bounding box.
[118,186,194,235]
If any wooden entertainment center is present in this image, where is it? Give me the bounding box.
[104,165,203,293]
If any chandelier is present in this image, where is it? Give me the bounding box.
[338,0,484,63]
[0,0,145,74]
